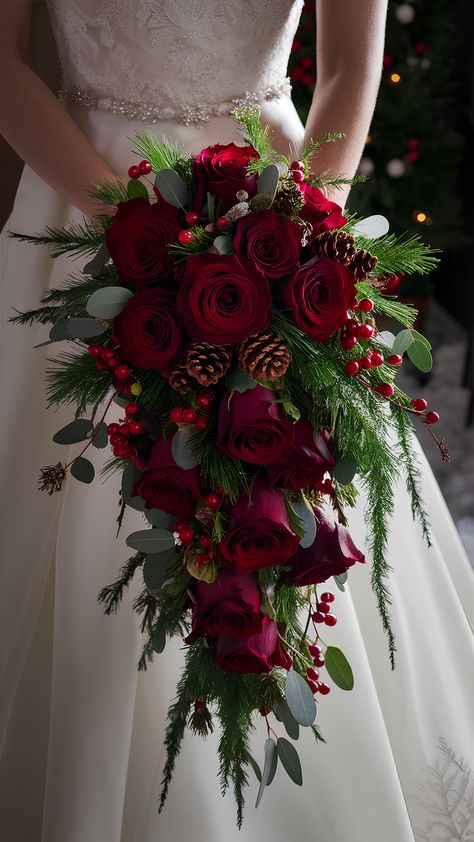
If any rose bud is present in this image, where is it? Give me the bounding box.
[299,183,346,240]
[282,509,365,586]
[213,615,292,674]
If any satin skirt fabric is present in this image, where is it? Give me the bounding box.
[1,99,473,842]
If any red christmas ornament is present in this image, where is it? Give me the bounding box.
[203,493,220,509]
[215,216,229,231]
[357,323,374,340]
[291,169,305,183]
[375,383,394,398]
[387,354,403,367]
[324,613,337,627]
[114,364,130,380]
[341,334,358,351]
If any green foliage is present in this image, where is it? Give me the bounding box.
[354,232,440,276]
[231,105,279,174]
[356,282,416,326]
[168,225,214,258]
[301,132,345,170]
[10,269,117,328]
[45,350,111,413]
[9,218,106,259]
[133,131,193,183]
[89,179,129,207]
[391,405,432,545]
[309,171,367,192]
[97,553,145,614]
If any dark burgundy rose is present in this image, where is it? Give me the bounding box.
[267,421,335,490]
[233,209,302,280]
[219,476,300,571]
[185,570,263,643]
[282,509,365,586]
[113,287,184,375]
[132,434,200,519]
[213,615,292,674]
[300,183,346,240]
[105,198,181,286]
[217,385,295,465]
[193,143,259,212]
[177,254,272,344]
[285,256,355,342]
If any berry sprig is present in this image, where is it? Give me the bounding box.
[170,392,214,431]
[88,343,139,396]
[107,401,145,468]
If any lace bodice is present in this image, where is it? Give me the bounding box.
[46,0,304,124]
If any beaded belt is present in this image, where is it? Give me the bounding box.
[59,78,292,126]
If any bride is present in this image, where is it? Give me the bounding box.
[1,2,473,840]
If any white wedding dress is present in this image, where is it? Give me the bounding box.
[1,2,473,841]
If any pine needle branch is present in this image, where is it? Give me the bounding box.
[89,179,129,206]
[9,218,106,259]
[354,232,440,276]
[391,405,432,546]
[97,553,145,614]
[132,131,193,183]
[309,171,367,190]
[356,282,417,326]
[301,132,345,168]
[231,105,278,173]
[45,350,111,412]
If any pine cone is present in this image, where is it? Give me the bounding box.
[195,506,216,529]
[238,330,291,382]
[271,177,305,218]
[169,362,198,395]
[315,230,356,266]
[348,248,378,281]
[186,342,231,386]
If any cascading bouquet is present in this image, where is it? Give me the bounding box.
[11,107,446,826]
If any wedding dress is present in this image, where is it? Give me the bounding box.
[1,2,473,841]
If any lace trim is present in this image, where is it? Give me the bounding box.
[59,78,292,126]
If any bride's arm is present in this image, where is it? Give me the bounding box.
[301,0,388,205]
[0,0,117,217]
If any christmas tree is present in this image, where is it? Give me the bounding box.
[290,0,465,295]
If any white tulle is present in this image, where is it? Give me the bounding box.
[1,3,473,839]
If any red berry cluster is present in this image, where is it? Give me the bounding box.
[175,492,221,566]
[341,304,397,398]
[410,398,439,425]
[88,343,136,395]
[127,159,153,179]
[306,642,330,696]
[312,590,337,627]
[289,160,305,184]
[107,402,144,467]
[170,393,213,431]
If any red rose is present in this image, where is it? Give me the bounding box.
[193,143,259,212]
[177,254,272,344]
[267,421,335,490]
[132,434,200,519]
[218,476,300,571]
[285,256,355,342]
[217,385,295,465]
[105,198,181,287]
[185,570,263,643]
[282,509,365,586]
[213,615,292,674]
[300,184,346,240]
[233,209,302,280]
[113,287,184,375]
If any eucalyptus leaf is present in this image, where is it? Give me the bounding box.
[91,421,108,449]
[257,164,280,199]
[49,319,73,341]
[83,242,110,277]
[53,418,93,445]
[113,394,130,409]
[121,462,145,511]
[86,286,134,319]
[127,178,149,199]
[126,528,175,553]
[213,234,233,254]
[407,340,433,373]
[70,456,95,484]
[155,168,188,208]
[144,508,175,529]
[151,624,166,654]
[391,329,414,356]
[66,318,108,338]
[277,738,303,786]
[282,400,300,422]
[290,494,316,549]
[255,738,278,808]
[285,668,317,727]
[274,700,300,740]
[244,751,262,783]
[352,214,389,240]
[171,430,200,470]
[378,331,396,348]
[325,646,354,691]
[226,365,258,393]
[334,571,348,592]
[333,456,357,486]
[410,329,432,350]
[143,550,176,594]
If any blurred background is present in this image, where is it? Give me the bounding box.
[1,0,473,557]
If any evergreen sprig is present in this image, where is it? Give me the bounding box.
[133,131,193,183]
[89,179,129,207]
[301,132,345,169]
[231,105,279,173]
[9,218,106,259]
[356,282,417,326]
[45,350,111,413]
[354,232,440,276]
[97,553,145,614]
[309,171,367,191]
[168,225,214,258]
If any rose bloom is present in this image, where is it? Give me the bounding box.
[185,570,263,643]
[267,421,335,490]
[213,615,292,674]
[193,142,259,211]
[132,434,200,519]
[233,209,302,280]
[219,475,300,571]
[285,255,355,342]
[113,287,184,375]
[282,509,365,586]
[177,254,272,344]
[299,183,346,240]
[217,385,295,465]
[105,197,181,287]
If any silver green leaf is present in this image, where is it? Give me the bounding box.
[334,571,348,591]
[70,456,95,484]
[244,751,262,783]
[226,365,258,393]
[91,421,108,449]
[274,700,300,740]
[151,624,166,653]
[333,456,357,486]
[277,737,303,786]
[155,168,188,208]
[83,242,110,277]
[407,340,433,373]
[410,329,432,350]
[391,328,414,356]
[144,508,174,529]
[66,318,108,339]
[143,549,176,593]
[257,163,280,199]
[285,668,317,727]
[121,462,145,511]
[126,528,175,553]
[255,738,278,808]
[325,646,354,691]
[86,286,134,319]
[291,494,316,549]
[213,234,233,254]
[53,418,93,444]
[171,430,200,470]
